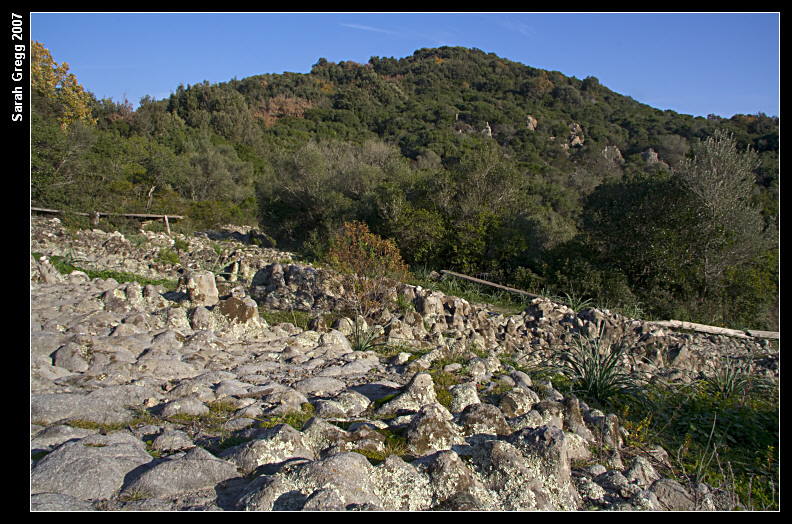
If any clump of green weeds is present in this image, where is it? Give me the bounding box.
[155,247,181,266]
[555,325,645,407]
[349,313,390,353]
[351,429,409,465]
[259,307,312,330]
[611,364,778,510]
[253,403,316,432]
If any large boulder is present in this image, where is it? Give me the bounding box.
[405,403,464,455]
[31,433,154,501]
[183,270,219,307]
[120,446,239,499]
[375,372,438,417]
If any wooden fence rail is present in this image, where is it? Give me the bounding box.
[439,270,543,300]
[31,207,184,235]
[440,270,779,341]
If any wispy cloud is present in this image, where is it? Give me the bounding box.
[339,23,400,35]
[493,17,537,38]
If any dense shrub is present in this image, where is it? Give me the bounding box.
[325,221,411,321]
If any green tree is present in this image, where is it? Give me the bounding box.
[181,134,254,205]
[580,171,699,317]
[653,134,689,169]
[675,129,775,299]
[31,107,94,207]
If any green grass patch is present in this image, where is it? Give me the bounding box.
[258,307,312,330]
[253,403,316,432]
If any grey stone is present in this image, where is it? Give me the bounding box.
[292,376,346,397]
[648,478,695,511]
[235,475,308,511]
[31,384,162,426]
[31,424,98,456]
[160,396,210,418]
[121,446,238,499]
[30,492,96,511]
[624,455,662,487]
[149,429,195,452]
[31,437,153,500]
[376,372,437,417]
[183,270,219,307]
[219,423,316,475]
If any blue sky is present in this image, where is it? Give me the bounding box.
[30,12,780,118]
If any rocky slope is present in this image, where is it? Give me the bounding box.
[30,216,778,511]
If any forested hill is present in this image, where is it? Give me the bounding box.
[30,44,779,330]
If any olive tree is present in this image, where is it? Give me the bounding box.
[675,129,775,299]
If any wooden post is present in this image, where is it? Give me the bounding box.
[164,215,171,236]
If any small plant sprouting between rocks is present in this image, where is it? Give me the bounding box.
[557,324,645,407]
[253,403,316,432]
[700,351,774,404]
[349,310,390,353]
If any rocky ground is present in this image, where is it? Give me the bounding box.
[30,216,778,511]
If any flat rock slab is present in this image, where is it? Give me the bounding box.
[31,435,154,501]
[121,447,240,499]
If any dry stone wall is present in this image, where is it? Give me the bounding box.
[30,216,776,511]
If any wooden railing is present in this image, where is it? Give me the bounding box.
[440,270,779,341]
[440,269,542,300]
[31,207,184,235]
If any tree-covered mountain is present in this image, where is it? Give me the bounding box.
[30,44,779,330]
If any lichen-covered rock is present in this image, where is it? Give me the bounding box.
[183,270,219,307]
[449,381,481,413]
[415,291,445,318]
[405,403,464,455]
[374,454,432,510]
[508,425,581,510]
[376,372,437,417]
[475,439,556,510]
[414,449,488,509]
[498,385,539,417]
[219,423,316,475]
[459,403,511,438]
[294,452,383,508]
